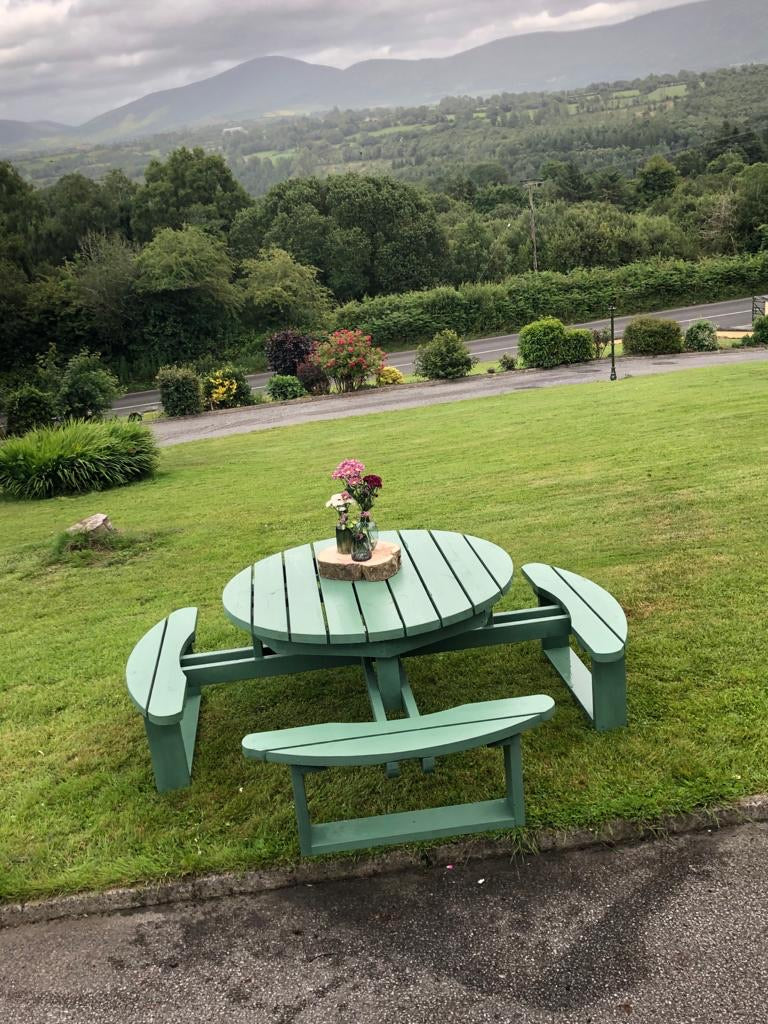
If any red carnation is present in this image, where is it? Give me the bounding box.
[363,474,383,489]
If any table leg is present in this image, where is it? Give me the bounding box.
[365,657,434,776]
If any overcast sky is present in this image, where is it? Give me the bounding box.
[1,0,697,125]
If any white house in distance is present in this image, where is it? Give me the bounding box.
[222,126,247,136]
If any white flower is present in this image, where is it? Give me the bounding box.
[325,492,349,510]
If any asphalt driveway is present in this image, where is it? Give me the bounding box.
[2,823,767,1023]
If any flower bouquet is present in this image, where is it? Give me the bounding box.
[326,459,382,562]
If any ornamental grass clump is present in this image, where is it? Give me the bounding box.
[0,420,159,500]
[311,329,385,392]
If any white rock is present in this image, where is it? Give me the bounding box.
[66,513,114,536]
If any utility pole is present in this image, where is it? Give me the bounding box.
[524,180,542,272]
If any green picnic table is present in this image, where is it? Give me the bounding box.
[126,529,628,854]
[223,529,514,726]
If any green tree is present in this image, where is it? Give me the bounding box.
[637,155,679,203]
[72,233,140,369]
[239,247,332,332]
[134,226,241,365]
[734,163,768,251]
[132,147,252,241]
[35,174,117,265]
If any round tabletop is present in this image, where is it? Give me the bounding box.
[222,529,513,649]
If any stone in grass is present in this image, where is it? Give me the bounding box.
[66,513,114,537]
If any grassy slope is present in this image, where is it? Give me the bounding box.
[1,362,767,900]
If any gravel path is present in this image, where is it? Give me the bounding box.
[151,347,768,447]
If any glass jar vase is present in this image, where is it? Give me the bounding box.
[335,526,353,555]
[351,528,372,562]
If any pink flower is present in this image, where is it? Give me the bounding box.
[331,459,366,481]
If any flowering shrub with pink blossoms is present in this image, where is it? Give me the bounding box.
[311,329,386,392]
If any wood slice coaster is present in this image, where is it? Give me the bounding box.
[316,540,401,582]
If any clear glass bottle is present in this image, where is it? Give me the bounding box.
[350,528,372,562]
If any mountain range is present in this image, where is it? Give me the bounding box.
[2,0,767,149]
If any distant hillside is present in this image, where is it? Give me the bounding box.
[0,120,72,146]
[3,0,768,149]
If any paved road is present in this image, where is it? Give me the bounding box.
[114,296,756,415]
[2,823,767,1023]
[151,346,768,447]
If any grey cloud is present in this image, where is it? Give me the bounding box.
[0,0,693,124]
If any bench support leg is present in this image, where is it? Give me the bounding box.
[592,657,627,731]
[290,766,314,856]
[144,688,201,793]
[503,735,525,825]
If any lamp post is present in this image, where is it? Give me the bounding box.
[609,304,617,381]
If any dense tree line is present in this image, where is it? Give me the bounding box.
[4,63,768,387]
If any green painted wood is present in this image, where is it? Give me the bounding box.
[306,797,522,854]
[284,544,328,644]
[242,695,554,766]
[354,579,405,641]
[522,563,625,661]
[592,658,628,731]
[221,565,252,635]
[398,530,472,627]
[378,530,441,637]
[372,656,405,712]
[503,735,525,822]
[144,719,191,792]
[145,608,198,725]
[542,645,594,719]
[311,541,367,644]
[464,534,515,594]
[126,616,166,713]
[362,659,387,722]
[251,553,289,642]
[430,530,506,612]
[553,566,628,644]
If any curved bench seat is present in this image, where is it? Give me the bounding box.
[243,695,555,855]
[126,607,200,791]
[522,563,628,732]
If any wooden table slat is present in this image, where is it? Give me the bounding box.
[464,534,515,595]
[284,544,328,644]
[398,530,472,626]
[251,553,288,640]
[378,530,440,636]
[311,541,367,644]
[221,565,253,635]
[430,530,504,613]
[354,578,405,641]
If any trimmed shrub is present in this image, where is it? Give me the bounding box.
[622,316,683,355]
[563,327,595,364]
[592,328,612,359]
[296,360,330,395]
[202,365,255,410]
[264,330,315,376]
[376,366,406,386]
[0,420,159,500]
[312,329,385,392]
[156,366,204,417]
[266,375,307,401]
[334,252,768,349]
[413,330,475,380]
[684,320,719,351]
[57,351,120,421]
[4,385,57,436]
[499,352,517,371]
[750,315,768,344]
[518,318,567,369]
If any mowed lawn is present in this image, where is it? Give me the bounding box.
[1,361,767,901]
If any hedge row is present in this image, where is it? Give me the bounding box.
[334,253,768,349]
